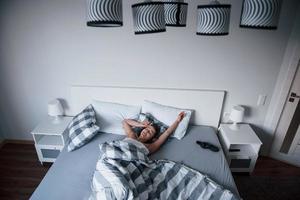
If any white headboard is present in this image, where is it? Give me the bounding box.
[68,85,225,129]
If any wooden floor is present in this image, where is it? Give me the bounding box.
[0,143,300,200]
[233,156,300,200]
[0,143,51,200]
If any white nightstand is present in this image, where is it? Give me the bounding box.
[31,116,72,164]
[218,124,262,173]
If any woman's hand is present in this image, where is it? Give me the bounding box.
[142,120,151,127]
[176,111,185,123]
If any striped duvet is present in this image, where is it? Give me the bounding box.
[89,139,239,200]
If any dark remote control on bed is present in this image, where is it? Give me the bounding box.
[196,141,220,152]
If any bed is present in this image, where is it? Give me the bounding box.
[30,86,239,199]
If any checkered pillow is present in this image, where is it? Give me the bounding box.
[67,105,100,152]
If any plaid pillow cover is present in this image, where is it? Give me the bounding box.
[67,105,100,152]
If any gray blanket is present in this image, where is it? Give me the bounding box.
[90,139,239,200]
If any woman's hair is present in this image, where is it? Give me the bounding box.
[151,123,160,138]
[133,123,160,139]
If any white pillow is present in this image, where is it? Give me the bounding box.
[92,100,141,135]
[142,100,192,140]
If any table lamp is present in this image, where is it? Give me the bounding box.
[229,105,244,130]
[48,99,64,123]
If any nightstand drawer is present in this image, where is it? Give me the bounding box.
[227,154,258,172]
[35,144,63,162]
[229,156,251,168]
[228,145,256,156]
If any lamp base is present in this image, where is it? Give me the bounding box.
[229,123,241,131]
[51,116,63,124]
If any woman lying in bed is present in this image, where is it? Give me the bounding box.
[122,112,185,154]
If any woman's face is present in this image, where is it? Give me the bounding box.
[138,125,156,143]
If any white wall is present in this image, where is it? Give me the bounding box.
[0,0,299,152]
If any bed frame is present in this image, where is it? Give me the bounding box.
[68,85,225,129]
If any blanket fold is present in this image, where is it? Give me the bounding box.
[90,139,239,200]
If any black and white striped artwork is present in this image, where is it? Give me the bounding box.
[132,2,166,34]
[87,0,123,27]
[164,0,188,27]
[240,0,282,29]
[197,5,231,35]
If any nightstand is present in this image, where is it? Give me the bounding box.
[218,124,262,173]
[31,116,72,164]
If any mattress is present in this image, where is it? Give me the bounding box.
[30,125,239,200]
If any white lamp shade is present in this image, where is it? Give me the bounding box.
[229,106,245,123]
[48,99,64,117]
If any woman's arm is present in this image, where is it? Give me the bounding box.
[123,119,148,127]
[146,112,185,154]
[122,120,138,139]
